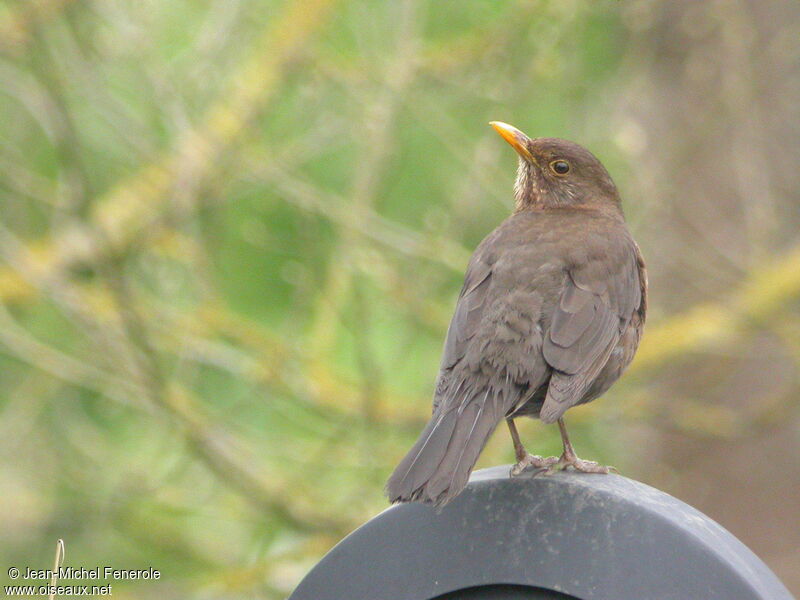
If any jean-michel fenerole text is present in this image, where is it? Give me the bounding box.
[21,566,160,580]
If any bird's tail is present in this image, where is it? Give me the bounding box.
[386,386,506,506]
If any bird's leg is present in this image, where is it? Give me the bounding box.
[507,418,528,463]
[541,418,617,475]
[507,418,557,476]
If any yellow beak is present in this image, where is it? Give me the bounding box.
[489,121,534,163]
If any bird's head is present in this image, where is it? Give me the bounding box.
[490,121,621,213]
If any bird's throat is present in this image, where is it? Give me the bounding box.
[513,159,544,210]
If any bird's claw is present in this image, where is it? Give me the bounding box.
[538,455,617,476]
[510,454,559,476]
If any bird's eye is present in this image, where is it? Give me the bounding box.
[550,160,570,175]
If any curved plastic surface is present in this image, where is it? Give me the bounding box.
[290,466,794,600]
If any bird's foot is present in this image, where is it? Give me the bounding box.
[539,452,617,476]
[510,454,559,476]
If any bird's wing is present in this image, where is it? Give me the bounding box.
[387,251,500,504]
[539,246,643,423]
[439,255,493,371]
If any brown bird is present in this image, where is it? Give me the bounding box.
[386,122,647,506]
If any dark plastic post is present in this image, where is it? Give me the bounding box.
[289,466,794,600]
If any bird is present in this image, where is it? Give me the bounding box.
[385,121,647,506]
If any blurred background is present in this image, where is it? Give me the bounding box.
[1,0,798,597]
